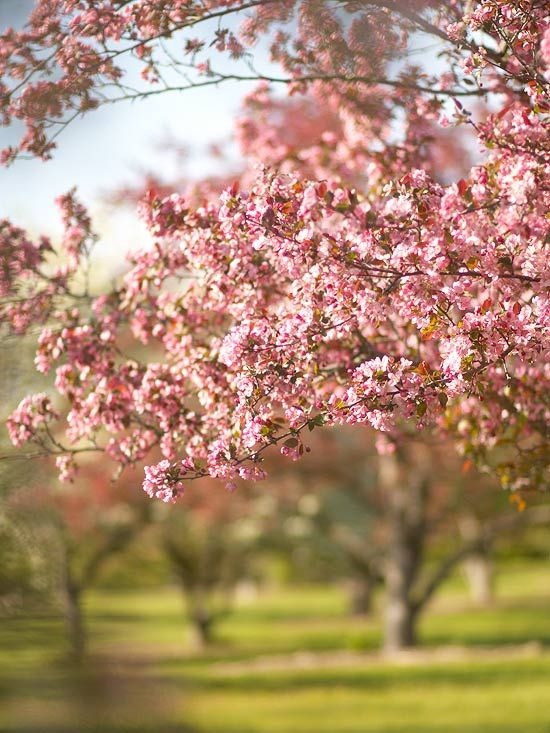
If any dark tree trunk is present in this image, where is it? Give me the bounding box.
[188,605,214,649]
[380,451,428,654]
[348,575,377,616]
[60,542,86,663]
[64,582,85,663]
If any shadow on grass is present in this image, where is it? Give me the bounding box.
[420,601,550,648]
[0,726,192,733]
[0,658,194,733]
[186,657,550,693]
[0,617,65,652]
[190,724,550,733]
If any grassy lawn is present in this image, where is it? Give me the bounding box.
[0,562,549,732]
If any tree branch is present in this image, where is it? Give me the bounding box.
[413,505,550,613]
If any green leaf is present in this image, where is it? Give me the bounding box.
[416,400,427,418]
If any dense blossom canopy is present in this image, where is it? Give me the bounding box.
[1,1,549,498]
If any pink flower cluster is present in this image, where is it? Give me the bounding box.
[1,1,548,163]
[143,458,195,503]
[7,394,59,447]
[1,0,549,496]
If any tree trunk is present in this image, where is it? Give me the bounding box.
[459,515,494,606]
[64,582,85,663]
[59,541,86,663]
[380,451,428,654]
[463,552,494,606]
[384,594,418,651]
[384,535,420,651]
[188,605,214,649]
[348,575,377,616]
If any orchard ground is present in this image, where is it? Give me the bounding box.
[1,561,549,733]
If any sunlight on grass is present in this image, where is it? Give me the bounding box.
[0,562,549,733]
[185,660,550,733]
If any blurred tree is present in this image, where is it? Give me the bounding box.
[161,481,260,648]
[259,428,550,651]
[0,504,54,614]
[458,514,494,607]
[0,332,58,613]
[55,465,150,661]
[8,464,151,662]
[377,444,550,652]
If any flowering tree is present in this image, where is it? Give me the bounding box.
[1,2,549,501]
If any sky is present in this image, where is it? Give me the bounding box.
[0,0,260,253]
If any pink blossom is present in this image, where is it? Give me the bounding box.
[1,0,548,495]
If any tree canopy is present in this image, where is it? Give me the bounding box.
[1,1,549,498]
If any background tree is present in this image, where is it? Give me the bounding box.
[0,497,54,614]
[8,463,151,662]
[258,427,550,650]
[161,480,260,648]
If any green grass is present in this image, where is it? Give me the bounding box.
[0,562,549,732]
